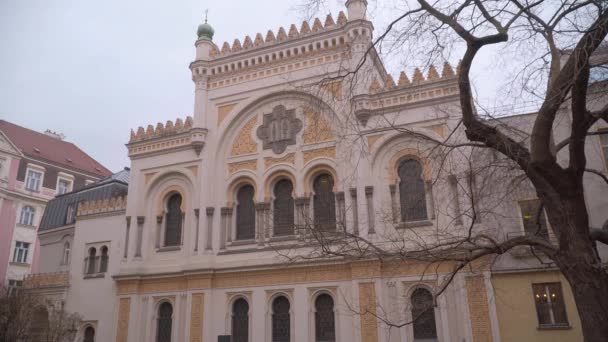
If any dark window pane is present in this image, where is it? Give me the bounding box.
[165,194,183,246]
[232,298,249,342]
[533,283,569,326]
[156,302,173,342]
[84,326,95,342]
[313,174,336,231]
[272,296,290,342]
[519,200,549,239]
[315,294,335,342]
[236,186,256,240]
[547,283,568,325]
[411,288,437,340]
[398,160,428,222]
[87,248,97,274]
[532,284,552,325]
[274,180,294,236]
[99,246,108,273]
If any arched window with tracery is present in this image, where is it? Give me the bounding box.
[99,246,108,273]
[62,241,70,265]
[165,194,183,246]
[156,302,173,342]
[411,288,437,341]
[398,159,428,222]
[272,296,290,342]
[86,247,97,274]
[83,326,95,342]
[236,185,256,240]
[273,180,294,236]
[314,294,335,342]
[232,298,249,342]
[313,174,336,231]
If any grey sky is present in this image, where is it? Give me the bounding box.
[0,0,507,172]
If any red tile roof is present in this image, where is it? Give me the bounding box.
[0,120,111,177]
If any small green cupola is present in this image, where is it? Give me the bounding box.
[197,13,214,41]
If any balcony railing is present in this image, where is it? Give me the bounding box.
[23,271,69,288]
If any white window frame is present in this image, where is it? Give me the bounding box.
[12,241,30,264]
[24,165,44,192]
[516,198,557,243]
[19,205,36,226]
[56,176,73,195]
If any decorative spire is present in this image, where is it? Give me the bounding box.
[398,71,410,86]
[277,27,287,41]
[231,39,242,51]
[221,42,231,54]
[300,21,311,34]
[324,14,335,27]
[265,30,276,42]
[427,65,440,80]
[412,68,425,82]
[196,10,215,41]
[369,78,381,93]
[288,24,299,38]
[312,18,323,32]
[337,11,347,25]
[254,33,264,46]
[243,36,253,49]
[442,62,455,77]
[385,74,396,88]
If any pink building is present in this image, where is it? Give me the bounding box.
[0,120,110,288]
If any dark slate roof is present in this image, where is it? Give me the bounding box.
[39,168,129,231]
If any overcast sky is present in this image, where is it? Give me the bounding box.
[0,0,508,172]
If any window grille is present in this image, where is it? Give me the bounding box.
[232,298,249,342]
[165,194,183,246]
[84,326,95,342]
[313,174,336,231]
[272,296,290,342]
[411,288,437,340]
[236,186,256,240]
[398,160,428,222]
[156,302,173,342]
[273,180,294,236]
[314,294,335,342]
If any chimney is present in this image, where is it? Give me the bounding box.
[44,129,65,140]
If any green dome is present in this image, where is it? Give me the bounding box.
[197,22,214,41]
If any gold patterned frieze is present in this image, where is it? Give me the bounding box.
[116,297,131,342]
[302,108,335,144]
[218,103,238,127]
[303,146,336,164]
[230,117,258,156]
[228,160,257,174]
[264,153,295,169]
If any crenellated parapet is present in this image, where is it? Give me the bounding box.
[210,12,348,59]
[354,62,460,125]
[127,116,207,158]
[77,195,127,217]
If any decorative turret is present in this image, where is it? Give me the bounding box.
[194,12,216,61]
[197,11,214,41]
[345,0,367,20]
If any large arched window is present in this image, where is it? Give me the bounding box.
[272,296,290,342]
[411,288,437,341]
[156,302,173,342]
[314,294,335,342]
[236,185,256,240]
[232,298,249,342]
[165,194,183,246]
[313,174,336,231]
[87,247,97,274]
[83,326,95,342]
[398,159,428,222]
[273,180,294,236]
[99,246,109,273]
[62,241,70,265]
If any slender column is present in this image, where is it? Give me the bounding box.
[255,203,266,245]
[194,209,200,252]
[365,186,375,234]
[336,192,345,231]
[220,207,228,250]
[135,216,144,257]
[180,212,185,246]
[225,207,233,243]
[425,180,436,220]
[123,217,131,259]
[389,184,399,224]
[205,207,214,250]
[155,215,162,248]
[349,188,359,235]
[448,175,463,225]
[260,202,271,240]
[295,197,308,237]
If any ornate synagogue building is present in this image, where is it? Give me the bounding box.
[27,1,608,341]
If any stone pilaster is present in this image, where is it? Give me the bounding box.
[358,282,378,342]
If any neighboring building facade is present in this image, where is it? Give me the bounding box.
[26,1,608,342]
[0,120,111,287]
